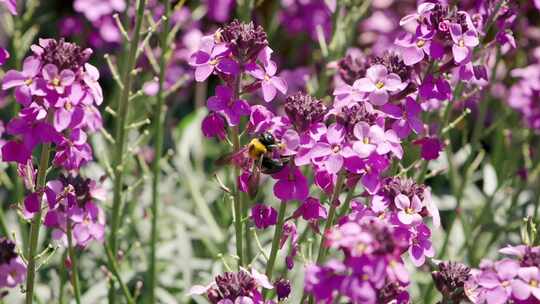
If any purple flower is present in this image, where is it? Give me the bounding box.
[511,267,540,301]
[246,48,287,102]
[53,129,93,170]
[474,259,519,304]
[292,197,327,222]
[0,47,9,66]
[202,112,226,139]
[414,136,444,160]
[207,85,251,126]
[419,75,452,101]
[2,57,44,106]
[42,64,75,94]
[189,35,239,82]
[395,31,444,66]
[408,223,435,266]
[352,122,403,159]
[251,204,278,229]
[449,23,479,64]
[395,194,423,225]
[0,0,17,15]
[398,2,435,26]
[309,123,353,174]
[0,238,26,288]
[383,97,424,139]
[355,64,405,106]
[272,165,309,202]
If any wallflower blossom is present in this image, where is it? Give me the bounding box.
[0,238,26,289]
[0,47,8,66]
[189,268,273,304]
[0,0,16,15]
[355,64,405,106]
[449,23,479,64]
[251,204,278,229]
[206,85,250,126]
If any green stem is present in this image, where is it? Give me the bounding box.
[67,222,81,304]
[0,208,8,237]
[148,0,171,302]
[108,0,147,302]
[265,202,287,280]
[58,250,68,304]
[25,141,52,304]
[232,126,244,267]
[316,172,346,264]
[105,244,135,304]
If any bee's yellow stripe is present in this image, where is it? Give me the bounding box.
[248,139,268,159]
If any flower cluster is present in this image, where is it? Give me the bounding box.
[189,268,274,304]
[0,238,26,289]
[466,244,540,304]
[1,38,103,170]
[304,177,438,303]
[43,174,106,247]
[508,63,540,131]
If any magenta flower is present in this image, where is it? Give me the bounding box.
[408,223,435,266]
[207,85,250,126]
[246,48,287,102]
[309,123,353,174]
[414,136,444,160]
[0,0,16,15]
[272,165,309,202]
[251,204,278,229]
[395,31,444,66]
[511,267,540,301]
[42,64,75,94]
[189,35,238,81]
[352,122,403,159]
[395,194,423,225]
[398,2,435,26]
[0,238,26,289]
[355,64,405,106]
[292,197,327,222]
[2,57,44,106]
[383,97,424,139]
[449,23,479,64]
[53,129,93,170]
[202,112,226,139]
[419,75,452,101]
[475,259,518,304]
[0,47,8,66]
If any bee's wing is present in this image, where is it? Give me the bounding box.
[214,146,249,167]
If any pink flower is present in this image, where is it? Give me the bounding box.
[355,64,405,105]
[272,165,309,202]
[251,204,278,229]
[0,0,17,15]
[0,47,9,66]
[449,23,479,64]
[189,35,239,81]
[395,194,423,225]
[2,57,44,106]
[511,267,540,301]
[42,64,75,94]
[246,48,287,102]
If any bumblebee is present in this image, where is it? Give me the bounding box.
[216,132,288,197]
[247,132,286,174]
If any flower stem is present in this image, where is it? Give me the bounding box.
[315,172,346,264]
[108,0,147,301]
[67,222,81,304]
[265,201,287,280]
[231,125,244,267]
[25,141,52,304]
[148,1,172,302]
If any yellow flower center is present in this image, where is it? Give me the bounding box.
[65,101,73,111]
[332,145,340,153]
[458,39,465,47]
[416,39,426,48]
[363,137,370,144]
[264,74,270,81]
[375,81,384,89]
[52,78,61,87]
[362,274,370,281]
[356,243,367,254]
[501,280,510,287]
[531,279,539,288]
[25,78,33,86]
[406,208,414,214]
[209,59,218,66]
